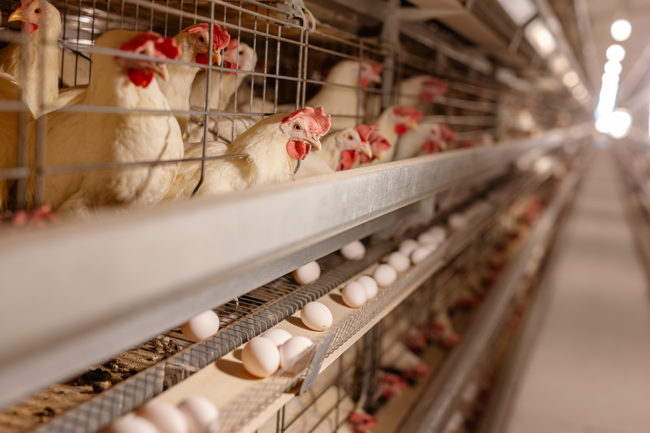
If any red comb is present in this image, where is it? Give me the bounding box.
[394,106,423,122]
[354,124,378,143]
[120,31,181,60]
[227,38,239,50]
[184,23,231,51]
[282,107,331,136]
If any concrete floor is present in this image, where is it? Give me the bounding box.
[506,149,650,433]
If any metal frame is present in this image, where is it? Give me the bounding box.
[396,158,584,433]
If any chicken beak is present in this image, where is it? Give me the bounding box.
[213,52,222,65]
[359,143,373,158]
[305,135,322,151]
[152,63,169,81]
[408,121,419,131]
[375,153,383,161]
[8,7,24,23]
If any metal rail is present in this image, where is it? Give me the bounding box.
[0,124,590,408]
[396,159,583,433]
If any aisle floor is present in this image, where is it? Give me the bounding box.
[505,149,650,433]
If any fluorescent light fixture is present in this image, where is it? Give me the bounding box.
[611,19,632,42]
[604,60,622,75]
[497,0,537,26]
[550,55,569,74]
[606,44,626,62]
[562,71,579,88]
[607,110,632,138]
[525,18,556,57]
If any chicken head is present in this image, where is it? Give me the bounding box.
[116,31,181,88]
[8,0,58,34]
[223,39,257,72]
[334,125,373,171]
[392,105,422,135]
[183,23,230,66]
[280,106,331,160]
[419,76,448,102]
[360,61,383,88]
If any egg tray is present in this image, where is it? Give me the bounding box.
[0,241,392,433]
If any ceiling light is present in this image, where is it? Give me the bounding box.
[606,44,626,62]
[550,55,569,74]
[497,0,537,26]
[604,60,622,75]
[562,71,579,88]
[607,109,632,138]
[525,19,556,57]
[610,19,632,42]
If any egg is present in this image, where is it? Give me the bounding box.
[180,310,220,342]
[262,328,292,346]
[448,213,468,230]
[137,401,188,433]
[398,239,419,256]
[341,281,368,308]
[386,251,410,273]
[301,302,333,331]
[427,226,447,243]
[417,232,439,246]
[357,275,378,300]
[340,240,366,260]
[373,264,397,287]
[293,261,321,285]
[411,246,432,264]
[279,336,313,369]
[177,396,219,433]
[241,337,280,378]
[101,415,158,433]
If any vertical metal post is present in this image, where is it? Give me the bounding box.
[381,0,399,108]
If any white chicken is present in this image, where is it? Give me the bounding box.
[0,0,61,117]
[166,106,330,198]
[304,59,382,130]
[159,23,230,134]
[295,124,373,178]
[0,72,31,211]
[186,39,258,142]
[394,122,456,160]
[396,75,448,107]
[364,105,422,162]
[40,30,184,213]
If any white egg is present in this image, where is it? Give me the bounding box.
[341,281,368,308]
[177,396,219,433]
[417,232,439,246]
[386,251,410,273]
[279,336,313,369]
[340,240,366,260]
[262,328,292,346]
[427,226,447,243]
[373,264,397,288]
[411,246,432,264]
[398,239,419,256]
[241,337,280,378]
[180,310,220,342]
[301,302,333,331]
[448,213,468,230]
[137,401,188,433]
[293,261,321,285]
[357,275,378,300]
[101,415,158,433]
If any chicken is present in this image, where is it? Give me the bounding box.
[40,30,184,214]
[186,39,257,142]
[394,122,456,160]
[295,124,373,178]
[305,60,382,130]
[397,75,448,107]
[0,72,31,211]
[166,107,330,198]
[362,105,422,163]
[159,23,230,134]
[189,39,257,115]
[0,0,61,117]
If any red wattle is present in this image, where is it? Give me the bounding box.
[127,69,154,88]
[21,22,38,33]
[395,124,408,135]
[360,77,369,88]
[419,90,434,102]
[422,140,440,154]
[287,140,310,160]
[337,150,359,171]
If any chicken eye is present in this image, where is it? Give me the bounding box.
[198,36,205,43]
[34,7,41,13]
[347,135,353,140]
[239,50,244,54]
[293,124,301,130]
